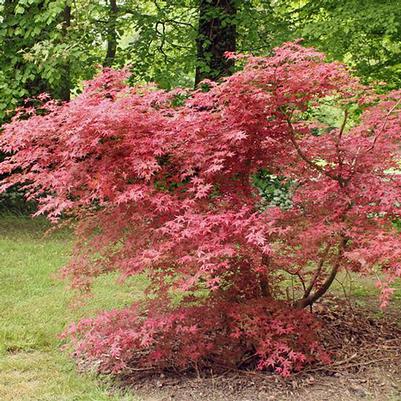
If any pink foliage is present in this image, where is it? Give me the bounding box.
[1,42,401,375]
[65,299,324,377]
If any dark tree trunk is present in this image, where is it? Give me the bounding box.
[59,5,71,101]
[195,0,237,86]
[103,0,118,67]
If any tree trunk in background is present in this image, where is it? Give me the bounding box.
[59,5,71,101]
[195,0,237,85]
[103,0,118,67]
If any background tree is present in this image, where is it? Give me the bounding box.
[103,0,118,67]
[280,0,401,89]
[57,3,71,100]
[0,0,56,120]
[195,0,237,84]
[1,0,400,124]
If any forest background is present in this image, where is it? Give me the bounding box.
[1,0,401,122]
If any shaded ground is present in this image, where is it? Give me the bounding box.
[120,298,401,401]
[125,366,400,401]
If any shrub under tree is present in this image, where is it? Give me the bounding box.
[1,43,401,376]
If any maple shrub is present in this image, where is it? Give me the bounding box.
[1,43,401,377]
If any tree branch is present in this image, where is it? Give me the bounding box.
[155,21,168,63]
[336,109,348,169]
[286,118,342,183]
[366,98,401,153]
[294,237,347,309]
[303,243,331,299]
[260,254,271,298]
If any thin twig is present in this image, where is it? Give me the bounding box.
[336,109,348,169]
[366,98,401,153]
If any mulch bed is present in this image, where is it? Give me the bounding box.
[114,297,401,401]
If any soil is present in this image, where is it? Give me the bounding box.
[115,297,401,401]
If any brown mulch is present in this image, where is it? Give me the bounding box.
[114,297,401,401]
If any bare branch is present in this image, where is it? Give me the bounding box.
[367,97,401,152]
[164,19,195,29]
[294,236,348,309]
[155,21,168,64]
[336,109,348,168]
[260,255,271,298]
[286,118,342,183]
[338,109,348,142]
[303,243,331,299]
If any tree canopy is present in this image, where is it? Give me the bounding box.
[1,0,400,122]
[1,43,401,376]
[1,0,401,378]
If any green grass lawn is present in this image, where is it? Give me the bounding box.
[0,215,143,401]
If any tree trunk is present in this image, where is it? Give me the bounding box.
[103,0,118,67]
[195,0,237,86]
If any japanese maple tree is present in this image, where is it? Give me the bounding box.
[1,42,401,376]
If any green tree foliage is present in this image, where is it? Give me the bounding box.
[0,0,59,120]
[281,0,401,89]
[0,0,104,120]
[0,0,400,123]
